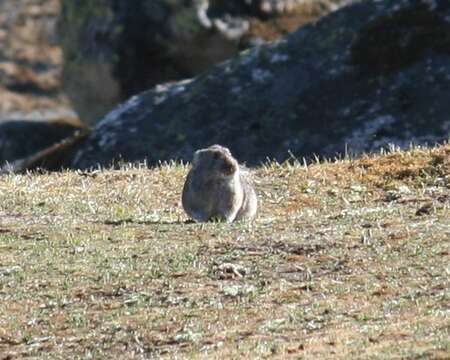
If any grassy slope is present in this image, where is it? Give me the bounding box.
[0,144,449,359]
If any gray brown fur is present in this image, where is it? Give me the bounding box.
[182,144,257,222]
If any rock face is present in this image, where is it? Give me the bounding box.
[72,0,450,169]
[0,119,84,168]
[0,0,84,173]
[58,0,348,125]
[0,0,73,114]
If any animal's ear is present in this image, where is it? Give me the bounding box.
[222,146,232,156]
[210,144,231,155]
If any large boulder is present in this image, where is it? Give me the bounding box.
[72,0,450,169]
[58,0,349,125]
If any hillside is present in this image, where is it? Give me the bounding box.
[0,144,449,359]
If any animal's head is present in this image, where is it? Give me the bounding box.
[192,144,238,177]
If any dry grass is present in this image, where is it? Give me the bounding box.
[0,144,449,359]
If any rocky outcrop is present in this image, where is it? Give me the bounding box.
[0,0,72,114]
[58,0,350,125]
[0,129,90,174]
[71,0,450,169]
[0,119,85,170]
[0,0,84,173]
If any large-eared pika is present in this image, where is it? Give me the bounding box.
[182,144,257,222]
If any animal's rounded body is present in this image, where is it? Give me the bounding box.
[182,144,257,222]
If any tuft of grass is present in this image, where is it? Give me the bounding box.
[0,144,449,358]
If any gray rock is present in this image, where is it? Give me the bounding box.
[72,0,450,169]
[58,0,348,125]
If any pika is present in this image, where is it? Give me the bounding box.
[182,144,257,223]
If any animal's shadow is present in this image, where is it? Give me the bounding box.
[100,218,194,226]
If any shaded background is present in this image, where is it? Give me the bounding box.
[1,0,449,171]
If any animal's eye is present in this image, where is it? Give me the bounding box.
[212,152,220,160]
[221,161,234,175]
